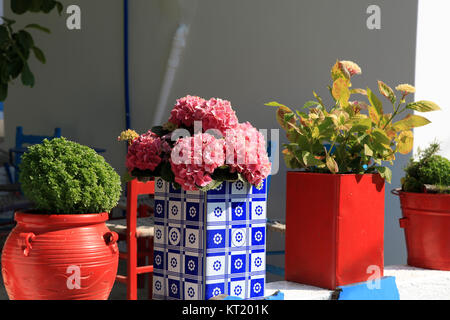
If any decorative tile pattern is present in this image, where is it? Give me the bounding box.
[153,177,267,300]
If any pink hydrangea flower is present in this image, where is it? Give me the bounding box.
[225,122,272,186]
[168,95,239,135]
[200,98,239,135]
[126,130,163,172]
[170,133,225,191]
[168,95,206,128]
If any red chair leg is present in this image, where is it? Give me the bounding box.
[127,181,138,300]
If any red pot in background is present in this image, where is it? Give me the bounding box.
[1,212,119,300]
[395,190,450,270]
[285,172,385,290]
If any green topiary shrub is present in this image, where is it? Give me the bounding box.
[402,142,450,194]
[19,137,122,214]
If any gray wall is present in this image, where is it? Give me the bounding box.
[2,0,418,280]
[2,0,126,172]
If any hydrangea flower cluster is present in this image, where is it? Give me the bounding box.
[126,131,164,172]
[168,95,239,135]
[225,122,272,186]
[121,95,271,191]
[170,133,225,190]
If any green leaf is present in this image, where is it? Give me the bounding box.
[237,172,246,183]
[32,46,46,64]
[302,151,325,168]
[265,101,287,108]
[41,0,57,13]
[0,61,9,84]
[392,114,431,131]
[25,23,51,34]
[29,0,43,12]
[7,58,24,79]
[378,80,396,105]
[364,144,373,157]
[303,100,319,109]
[276,105,296,131]
[372,128,391,146]
[406,101,441,113]
[397,130,414,155]
[11,0,31,14]
[284,113,295,123]
[332,78,350,107]
[350,88,367,96]
[1,17,16,26]
[326,155,339,173]
[55,2,64,15]
[350,116,372,132]
[296,110,308,119]
[21,63,35,87]
[294,134,311,151]
[150,125,169,137]
[378,166,392,183]
[197,180,223,192]
[160,161,175,183]
[0,83,8,101]
[16,30,34,51]
[0,26,8,45]
[313,91,325,108]
[331,60,350,81]
[282,149,300,169]
[317,117,335,136]
[367,87,383,115]
[211,166,238,182]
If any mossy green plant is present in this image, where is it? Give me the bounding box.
[402,142,450,194]
[19,137,122,214]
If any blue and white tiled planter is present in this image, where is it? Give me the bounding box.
[152,177,267,300]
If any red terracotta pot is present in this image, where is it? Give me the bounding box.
[285,172,385,289]
[1,212,119,300]
[395,190,450,270]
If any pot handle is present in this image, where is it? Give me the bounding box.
[104,231,119,253]
[399,217,408,229]
[19,232,36,257]
[391,188,401,196]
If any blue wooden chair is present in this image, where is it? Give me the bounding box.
[9,126,62,183]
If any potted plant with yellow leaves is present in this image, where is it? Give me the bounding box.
[267,60,440,289]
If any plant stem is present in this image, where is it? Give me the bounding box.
[383,95,407,130]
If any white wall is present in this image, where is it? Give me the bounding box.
[415,0,450,158]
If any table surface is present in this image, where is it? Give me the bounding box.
[266,265,450,300]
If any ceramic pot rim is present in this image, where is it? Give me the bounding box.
[14,211,109,227]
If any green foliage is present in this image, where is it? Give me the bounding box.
[402,142,450,194]
[19,138,122,214]
[10,0,63,15]
[267,60,441,183]
[0,0,62,101]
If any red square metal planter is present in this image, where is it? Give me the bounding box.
[285,172,385,289]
